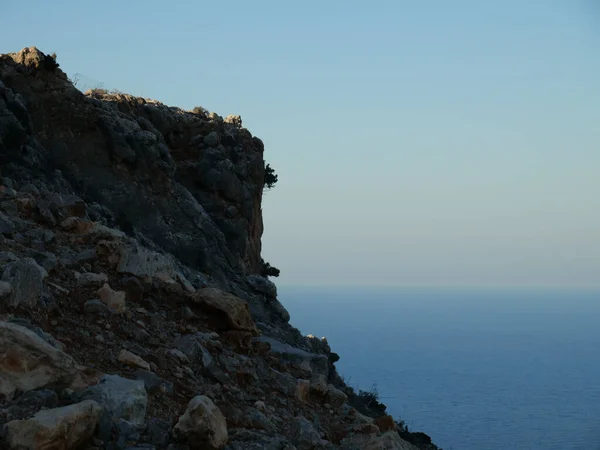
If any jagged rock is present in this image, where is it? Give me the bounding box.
[326,384,348,409]
[4,400,103,450]
[118,349,150,370]
[96,283,126,313]
[192,288,257,333]
[79,374,147,426]
[258,336,329,377]
[1,257,46,307]
[173,395,228,450]
[0,321,77,400]
[173,335,213,367]
[0,211,15,235]
[76,271,108,287]
[288,416,330,450]
[246,275,277,298]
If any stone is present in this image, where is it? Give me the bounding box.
[326,384,348,410]
[0,321,77,400]
[173,335,213,367]
[79,374,147,426]
[84,299,109,315]
[96,283,126,313]
[258,336,329,377]
[288,416,329,450]
[165,348,189,363]
[246,275,277,298]
[296,379,310,402]
[76,272,108,287]
[1,258,46,307]
[118,349,150,370]
[4,400,103,450]
[146,418,171,448]
[0,280,12,299]
[191,288,256,333]
[0,211,15,235]
[173,395,228,450]
[203,131,220,147]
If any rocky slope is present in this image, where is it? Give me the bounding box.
[0,47,440,450]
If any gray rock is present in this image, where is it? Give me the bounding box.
[0,280,12,299]
[258,337,330,377]
[1,257,46,307]
[84,299,109,315]
[203,131,220,147]
[79,374,148,427]
[146,418,171,448]
[0,211,15,235]
[246,275,277,298]
[289,416,329,450]
[173,395,228,450]
[173,335,213,367]
[76,271,109,287]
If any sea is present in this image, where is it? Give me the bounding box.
[278,286,600,450]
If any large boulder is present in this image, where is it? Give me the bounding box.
[0,321,77,400]
[4,400,103,450]
[191,288,257,333]
[79,374,147,426]
[173,395,228,450]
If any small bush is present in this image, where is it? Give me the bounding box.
[261,258,280,278]
[42,53,59,71]
[192,106,209,116]
[264,163,278,190]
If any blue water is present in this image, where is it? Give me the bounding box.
[279,286,600,450]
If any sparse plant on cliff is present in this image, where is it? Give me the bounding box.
[43,52,59,71]
[264,163,278,190]
[192,106,209,117]
[261,258,280,278]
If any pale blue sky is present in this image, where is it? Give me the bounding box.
[2,1,599,287]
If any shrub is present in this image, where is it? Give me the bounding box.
[261,258,280,278]
[192,106,209,117]
[264,163,278,189]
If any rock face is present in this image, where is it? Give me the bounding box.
[4,400,103,450]
[173,395,228,449]
[0,47,441,450]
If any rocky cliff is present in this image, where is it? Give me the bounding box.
[0,47,440,450]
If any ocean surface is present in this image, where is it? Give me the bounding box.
[278,286,600,450]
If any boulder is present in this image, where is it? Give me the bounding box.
[4,400,103,450]
[118,349,150,370]
[1,258,46,307]
[288,416,329,450]
[191,288,257,333]
[173,395,228,450]
[258,336,329,377]
[79,374,147,426]
[76,271,108,287]
[96,283,126,313]
[0,321,77,400]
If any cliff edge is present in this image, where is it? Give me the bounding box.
[0,47,440,450]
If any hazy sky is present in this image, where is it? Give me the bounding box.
[2,1,599,287]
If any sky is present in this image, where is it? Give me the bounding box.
[2,1,599,288]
